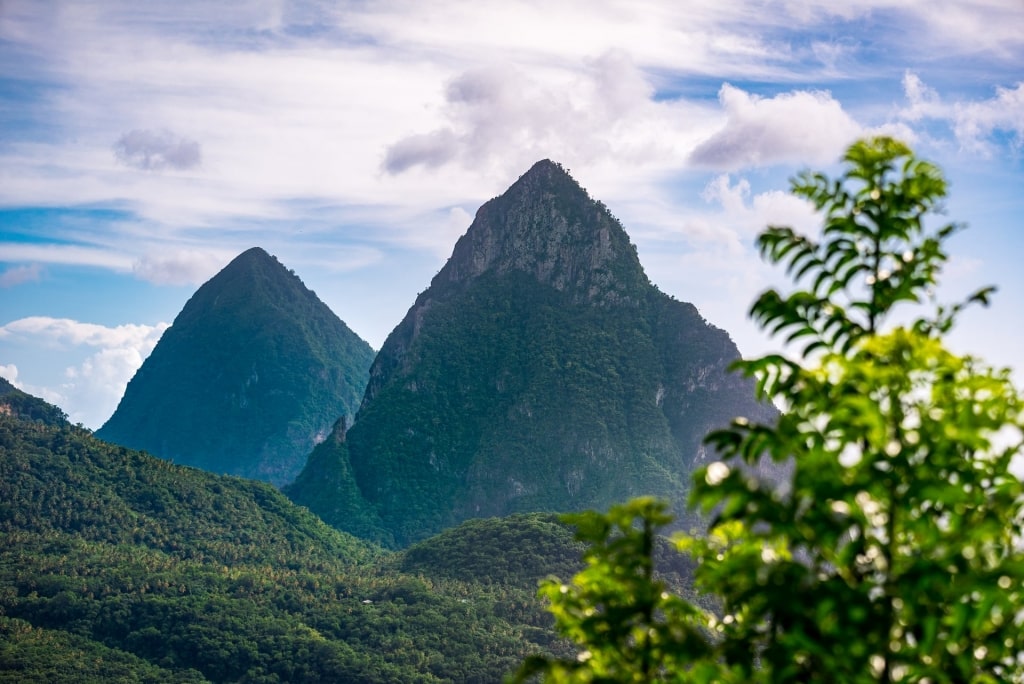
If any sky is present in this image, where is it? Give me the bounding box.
[0,1,1022,429]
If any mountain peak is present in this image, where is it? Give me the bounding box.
[232,245,273,264]
[515,158,575,186]
[434,160,649,303]
[213,246,286,285]
[97,247,376,486]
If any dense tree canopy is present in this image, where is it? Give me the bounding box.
[517,137,1024,683]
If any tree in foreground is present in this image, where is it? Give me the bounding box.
[514,137,1024,683]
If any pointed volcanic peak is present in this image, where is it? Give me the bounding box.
[97,247,376,486]
[361,160,651,406]
[437,159,650,300]
[290,162,777,547]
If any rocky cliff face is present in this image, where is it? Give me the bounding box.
[290,162,776,546]
[439,160,648,301]
[97,247,376,486]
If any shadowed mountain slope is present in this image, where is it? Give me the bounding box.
[97,247,375,486]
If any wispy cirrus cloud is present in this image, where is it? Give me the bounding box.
[0,263,43,287]
[132,249,229,286]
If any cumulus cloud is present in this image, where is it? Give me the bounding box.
[132,249,227,286]
[0,364,18,385]
[951,83,1024,153]
[900,72,1024,154]
[689,84,862,170]
[0,263,43,287]
[384,130,459,173]
[702,174,818,236]
[901,72,943,121]
[0,317,170,428]
[0,317,167,350]
[113,128,202,171]
[383,51,683,175]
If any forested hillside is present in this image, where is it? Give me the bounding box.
[0,403,586,682]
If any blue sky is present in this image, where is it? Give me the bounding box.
[1,1,1022,428]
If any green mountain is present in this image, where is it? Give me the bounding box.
[97,247,375,486]
[0,392,569,682]
[0,375,67,427]
[290,160,776,546]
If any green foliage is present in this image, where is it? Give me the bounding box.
[517,137,1024,683]
[514,499,716,683]
[0,376,67,426]
[283,419,394,546]
[0,412,571,682]
[400,514,586,587]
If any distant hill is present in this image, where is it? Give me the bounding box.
[0,375,66,426]
[290,160,777,546]
[0,391,568,682]
[97,247,375,486]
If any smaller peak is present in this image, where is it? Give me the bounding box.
[505,159,589,205]
[525,158,561,174]
[219,247,284,277]
[233,246,274,263]
[518,159,574,183]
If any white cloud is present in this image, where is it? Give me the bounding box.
[113,128,202,171]
[0,263,43,287]
[635,171,820,358]
[901,72,943,121]
[0,243,134,271]
[132,249,228,286]
[900,72,1024,155]
[383,51,700,177]
[902,0,1024,59]
[0,364,18,385]
[0,317,167,350]
[0,317,169,428]
[689,84,862,169]
[952,83,1024,154]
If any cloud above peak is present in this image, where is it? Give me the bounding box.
[132,249,227,286]
[113,129,202,171]
[381,52,684,176]
[688,84,862,170]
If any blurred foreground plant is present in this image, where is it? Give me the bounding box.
[514,137,1024,683]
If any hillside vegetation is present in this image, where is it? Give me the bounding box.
[0,406,582,682]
